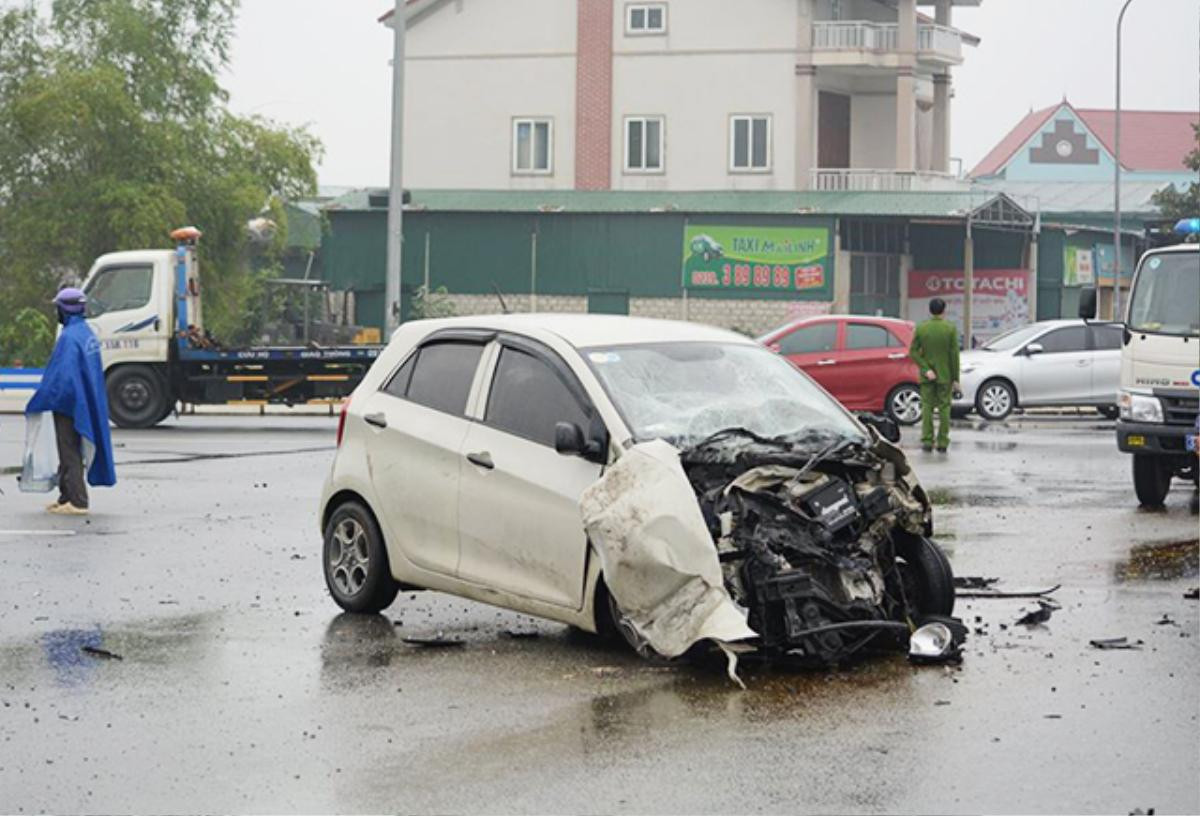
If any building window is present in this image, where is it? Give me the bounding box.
[625,116,664,173]
[626,3,667,34]
[730,115,771,172]
[513,118,553,175]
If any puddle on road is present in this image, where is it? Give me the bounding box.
[926,488,1015,507]
[1114,538,1199,582]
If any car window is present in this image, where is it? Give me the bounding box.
[887,330,904,347]
[382,353,416,398]
[1034,326,1088,354]
[403,342,484,415]
[486,347,590,447]
[778,323,836,355]
[845,323,892,351]
[84,265,153,317]
[1092,324,1123,351]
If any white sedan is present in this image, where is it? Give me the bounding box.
[319,314,956,664]
[956,319,1123,421]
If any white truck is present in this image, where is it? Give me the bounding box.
[77,227,381,428]
[1082,221,1199,507]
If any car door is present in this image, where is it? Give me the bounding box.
[82,262,163,367]
[358,337,488,576]
[836,322,907,410]
[1016,325,1092,405]
[456,339,603,609]
[775,320,843,395]
[1087,323,1123,405]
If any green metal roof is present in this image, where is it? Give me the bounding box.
[323,188,1031,220]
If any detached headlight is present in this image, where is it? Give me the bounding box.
[1118,390,1164,423]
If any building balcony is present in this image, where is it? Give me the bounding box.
[810,168,968,192]
[811,21,964,67]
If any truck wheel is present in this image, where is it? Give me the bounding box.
[106,365,169,428]
[1133,455,1172,507]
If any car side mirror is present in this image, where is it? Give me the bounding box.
[1078,286,1097,321]
[856,413,900,444]
[1025,342,1044,356]
[555,422,586,457]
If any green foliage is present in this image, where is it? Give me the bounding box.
[0,307,55,367]
[0,0,321,346]
[1151,123,1200,222]
[408,286,458,320]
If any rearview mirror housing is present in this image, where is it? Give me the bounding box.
[555,421,608,465]
[1078,286,1098,321]
[1025,342,1045,356]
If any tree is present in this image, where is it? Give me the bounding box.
[1151,123,1200,222]
[0,0,322,364]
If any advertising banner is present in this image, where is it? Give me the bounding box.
[682,225,831,298]
[1064,246,1095,286]
[907,268,1031,346]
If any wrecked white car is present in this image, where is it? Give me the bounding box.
[320,315,956,667]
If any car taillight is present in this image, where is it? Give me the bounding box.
[336,401,349,447]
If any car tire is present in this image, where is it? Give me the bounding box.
[886,383,922,426]
[975,379,1015,422]
[323,500,399,613]
[1097,405,1119,420]
[106,365,169,428]
[1132,455,1172,508]
[595,578,662,660]
[894,534,956,617]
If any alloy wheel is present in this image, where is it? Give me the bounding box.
[890,387,922,425]
[328,517,371,597]
[979,384,1012,420]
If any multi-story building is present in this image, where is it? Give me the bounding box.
[387,0,980,192]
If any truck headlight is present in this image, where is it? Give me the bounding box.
[1118,390,1164,423]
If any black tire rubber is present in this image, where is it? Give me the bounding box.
[895,534,956,617]
[885,383,922,426]
[1097,405,1119,420]
[106,365,169,428]
[1132,454,1172,508]
[323,500,399,613]
[975,378,1016,422]
[594,578,664,660]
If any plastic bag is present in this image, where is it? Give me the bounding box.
[18,412,59,493]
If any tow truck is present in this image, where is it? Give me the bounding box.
[1081,218,1200,507]
[79,227,382,428]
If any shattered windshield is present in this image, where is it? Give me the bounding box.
[583,341,864,448]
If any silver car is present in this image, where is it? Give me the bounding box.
[955,319,1123,421]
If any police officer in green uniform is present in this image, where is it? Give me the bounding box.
[908,298,960,452]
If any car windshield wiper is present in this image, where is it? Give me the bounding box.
[793,435,859,479]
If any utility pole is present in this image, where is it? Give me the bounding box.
[385,0,406,338]
[1113,0,1135,321]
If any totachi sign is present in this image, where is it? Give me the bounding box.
[907,268,1031,345]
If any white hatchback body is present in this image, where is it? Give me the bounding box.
[955,319,1123,415]
[320,314,790,632]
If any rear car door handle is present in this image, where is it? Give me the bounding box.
[816,359,837,366]
[364,412,387,429]
[887,353,907,359]
[466,451,494,470]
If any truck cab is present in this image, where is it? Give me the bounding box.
[80,228,380,428]
[1084,229,1199,507]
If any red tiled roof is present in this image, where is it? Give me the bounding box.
[969,104,1057,178]
[971,101,1198,177]
[1074,108,1198,173]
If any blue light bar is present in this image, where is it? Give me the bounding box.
[1174,217,1200,235]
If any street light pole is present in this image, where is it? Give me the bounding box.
[385,0,406,338]
[1112,0,1135,320]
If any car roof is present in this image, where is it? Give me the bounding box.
[402,313,756,349]
[763,314,914,336]
[1143,243,1199,256]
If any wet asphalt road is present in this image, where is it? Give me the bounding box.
[0,414,1197,814]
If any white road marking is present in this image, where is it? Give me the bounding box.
[0,530,78,536]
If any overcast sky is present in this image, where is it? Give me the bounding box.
[222,0,1200,188]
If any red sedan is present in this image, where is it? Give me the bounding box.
[758,315,922,425]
